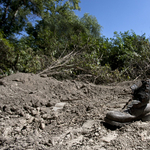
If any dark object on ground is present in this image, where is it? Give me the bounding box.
[105,79,150,126]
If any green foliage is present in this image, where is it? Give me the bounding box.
[1,0,150,83]
[64,30,150,83]
[0,0,81,37]
[15,48,42,73]
[102,31,150,70]
[25,7,102,58]
[0,33,43,75]
[80,13,101,38]
[0,32,15,75]
[12,37,44,73]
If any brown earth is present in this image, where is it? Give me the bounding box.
[0,72,150,150]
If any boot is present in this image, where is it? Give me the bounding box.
[104,79,150,126]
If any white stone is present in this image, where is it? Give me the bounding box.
[53,102,66,111]
[82,120,96,129]
[101,132,118,143]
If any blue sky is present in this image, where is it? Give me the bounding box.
[74,0,150,38]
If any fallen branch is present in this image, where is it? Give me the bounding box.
[38,51,79,75]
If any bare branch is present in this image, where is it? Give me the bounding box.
[38,51,79,75]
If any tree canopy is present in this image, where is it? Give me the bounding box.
[0,0,150,83]
[0,0,81,37]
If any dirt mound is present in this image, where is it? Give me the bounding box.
[0,73,150,149]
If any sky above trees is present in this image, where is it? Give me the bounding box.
[74,0,150,39]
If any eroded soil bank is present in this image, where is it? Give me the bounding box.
[0,73,150,150]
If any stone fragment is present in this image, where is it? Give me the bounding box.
[82,120,96,129]
[68,135,84,147]
[3,127,12,136]
[101,132,118,143]
[53,102,66,111]
[40,122,45,130]
[0,136,7,145]
[40,74,47,78]
[31,109,39,116]
[42,114,53,120]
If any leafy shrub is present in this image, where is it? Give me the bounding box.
[15,48,42,73]
[0,32,15,75]
[13,38,44,73]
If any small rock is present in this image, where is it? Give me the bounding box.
[42,114,48,119]
[3,127,12,136]
[32,101,41,108]
[36,107,41,112]
[0,80,7,86]
[68,135,84,147]
[31,109,39,116]
[40,122,45,130]
[46,102,52,107]
[101,132,118,143]
[25,114,32,119]
[89,138,94,143]
[53,102,66,111]
[42,114,53,119]
[40,74,47,78]
[82,120,96,129]
[19,119,26,125]
[3,105,10,113]
[15,126,24,132]
[95,132,99,136]
[0,136,7,145]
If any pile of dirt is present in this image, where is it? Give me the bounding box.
[0,72,150,149]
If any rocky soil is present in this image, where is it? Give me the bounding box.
[0,73,150,150]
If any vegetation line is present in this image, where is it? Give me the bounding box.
[0,0,150,83]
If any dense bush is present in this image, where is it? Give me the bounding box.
[0,32,15,75]
[1,0,150,83]
[102,31,150,80]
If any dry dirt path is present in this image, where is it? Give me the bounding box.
[0,73,150,150]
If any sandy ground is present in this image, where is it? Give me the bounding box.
[0,73,150,150]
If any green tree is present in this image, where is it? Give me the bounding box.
[25,10,102,56]
[0,0,80,37]
[101,31,150,71]
[0,32,15,74]
[80,13,101,38]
